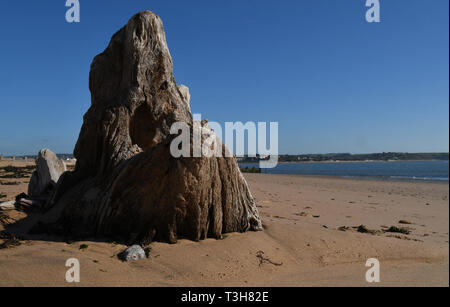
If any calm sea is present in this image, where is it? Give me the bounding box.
[239,160,449,182]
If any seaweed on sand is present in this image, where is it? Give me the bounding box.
[256,251,283,267]
[0,231,21,249]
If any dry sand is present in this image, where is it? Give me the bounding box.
[0,160,448,287]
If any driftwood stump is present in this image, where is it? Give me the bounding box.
[42,11,262,244]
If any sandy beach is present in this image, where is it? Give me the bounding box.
[0,0,448,294]
[0,161,448,287]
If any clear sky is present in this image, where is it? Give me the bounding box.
[0,0,448,156]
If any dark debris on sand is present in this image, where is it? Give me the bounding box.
[0,165,34,179]
[384,226,411,235]
[338,224,413,238]
[0,231,22,249]
[0,211,14,228]
[355,225,380,235]
[256,251,283,267]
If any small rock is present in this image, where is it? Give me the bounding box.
[28,149,66,198]
[119,245,146,261]
[398,220,413,225]
[0,201,16,211]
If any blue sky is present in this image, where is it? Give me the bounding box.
[0,0,448,155]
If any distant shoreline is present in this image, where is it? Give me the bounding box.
[239,159,450,164]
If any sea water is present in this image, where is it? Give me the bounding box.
[239,160,449,182]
